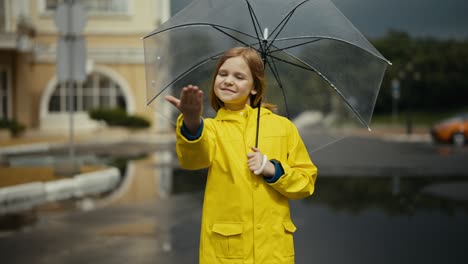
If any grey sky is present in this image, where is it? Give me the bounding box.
[170,0,468,39]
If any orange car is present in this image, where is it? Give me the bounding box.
[430,113,468,146]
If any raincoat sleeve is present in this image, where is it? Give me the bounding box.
[175,114,216,170]
[268,121,317,200]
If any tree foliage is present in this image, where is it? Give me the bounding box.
[372,30,468,113]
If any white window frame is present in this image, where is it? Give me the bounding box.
[48,72,126,113]
[38,0,133,17]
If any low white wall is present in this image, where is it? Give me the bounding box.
[40,112,101,133]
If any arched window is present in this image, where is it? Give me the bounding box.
[48,72,127,113]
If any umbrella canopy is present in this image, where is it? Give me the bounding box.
[143,0,391,151]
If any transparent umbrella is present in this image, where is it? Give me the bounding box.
[143,0,391,152]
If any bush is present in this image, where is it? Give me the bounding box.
[0,119,25,137]
[121,115,151,128]
[89,108,127,126]
[88,108,150,129]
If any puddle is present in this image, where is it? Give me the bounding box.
[95,220,156,237]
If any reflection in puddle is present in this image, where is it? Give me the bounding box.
[172,168,207,195]
[0,153,150,232]
[95,220,156,237]
[302,176,468,215]
[0,211,37,232]
[167,172,468,263]
[170,172,468,216]
[436,146,453,156]
[421,181,468,202]
[435,144,468,156]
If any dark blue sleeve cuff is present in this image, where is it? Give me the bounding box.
[264,159,284,183]
[181,119,204,141]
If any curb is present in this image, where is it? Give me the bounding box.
[0,133,176,156]
[0,167,120,214]
[0,132,175,215]
[380,133,431,143]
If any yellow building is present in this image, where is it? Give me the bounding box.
[0,0,170,135]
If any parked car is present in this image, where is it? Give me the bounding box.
[430,112,468,146]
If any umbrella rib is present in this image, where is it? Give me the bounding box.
[268,38,322,54]
[143,23,258,40]
[267,10,296,51]
[211,26,253,47]
[267,54,316,72]
[146,52,224,107]
[269,0,310,42]
[270,36,391,64]
[274,50,371,129]
[264,56,290,118]
[245,0,265,55]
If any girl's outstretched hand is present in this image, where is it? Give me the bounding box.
[165,85,203,134]
[247,147,275,177]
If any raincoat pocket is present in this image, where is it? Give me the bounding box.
[282,221,297,257]
[211,222,244,259]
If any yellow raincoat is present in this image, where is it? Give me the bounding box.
[175,105,317,264]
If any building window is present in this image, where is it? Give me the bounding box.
[43,0,130,15]
[48,72,127,113]
[0,69,10,119]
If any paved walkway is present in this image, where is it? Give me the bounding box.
[1,124,430,151]
[0,124,433,189]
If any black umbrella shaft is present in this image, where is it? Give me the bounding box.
[261,39,268,65]
[255,39,269,148]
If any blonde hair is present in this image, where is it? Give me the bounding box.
[209,47,275,111]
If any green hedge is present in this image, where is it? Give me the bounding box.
[0,119,25,137]
[88,108,150,129]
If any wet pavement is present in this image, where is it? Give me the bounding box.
[2,174,468,264]
[1,129,468,264]
[310,134,468,178]
[0,194,202,264]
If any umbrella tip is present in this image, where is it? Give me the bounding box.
[368,127,372,132]
[263,28,269,40]
[388,61,393,66]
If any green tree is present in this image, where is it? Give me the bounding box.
[372,30,468,113]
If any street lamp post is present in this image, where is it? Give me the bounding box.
[391,79,400,126]
[54,0,87,175]
[398,63,420,135]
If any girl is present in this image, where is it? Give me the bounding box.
[165,47,317,264]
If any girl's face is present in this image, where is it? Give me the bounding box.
[214,56,257,111]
